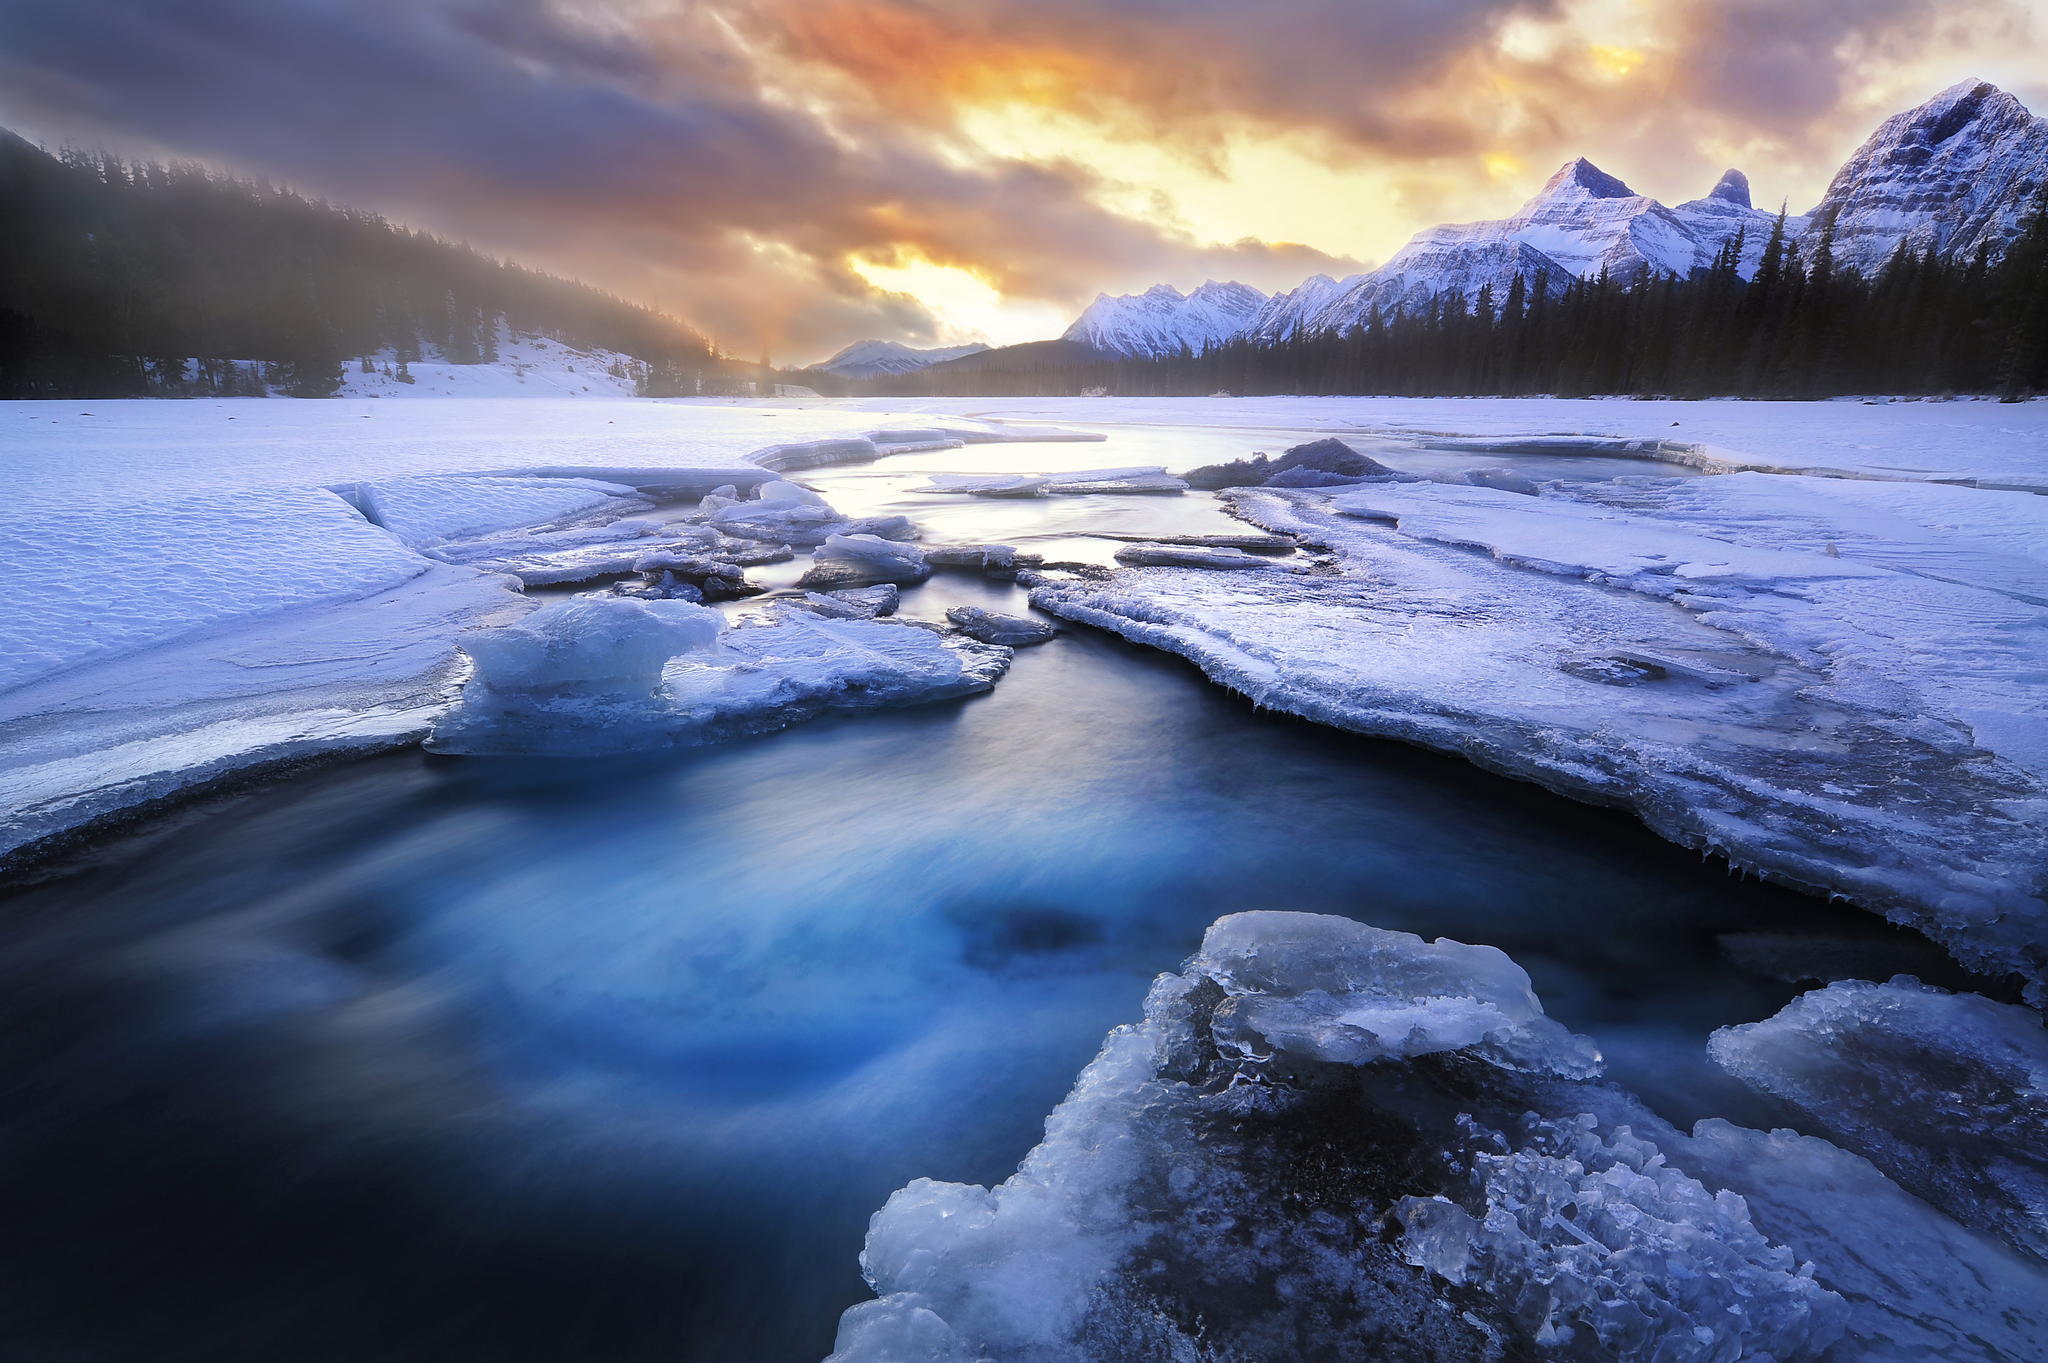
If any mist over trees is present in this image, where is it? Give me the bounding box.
[872,204,2048,403]
[0,132,720,399]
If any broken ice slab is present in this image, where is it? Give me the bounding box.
[792,585,900,620]
[1040,466,1188,495]
[914,473,1050,498]
[429,596,1006,756]
[1111,541,1302,570]
[799,533,932,589]
[944,607,1057,647]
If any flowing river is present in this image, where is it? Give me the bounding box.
[0,422,1973,1362]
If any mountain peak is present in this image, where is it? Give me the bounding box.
[1537,157,1637,202]
[1902,78,2030,144]
[1708,169,1752,208]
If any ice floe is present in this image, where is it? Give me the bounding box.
[430,596,1005,755]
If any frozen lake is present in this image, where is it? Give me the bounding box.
[0,420,1974,1363]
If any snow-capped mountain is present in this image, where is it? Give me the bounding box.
[1249,157,1789,342]
[811,339,990,379]
[1063,281,1267,357]
[1808,79,2048,276]
[1069,80,2044,352]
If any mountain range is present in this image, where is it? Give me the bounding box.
[809,338,991,378]
[1030,79,2047,359]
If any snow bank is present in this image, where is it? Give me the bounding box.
[830,912,1847,1363]
[430,598,1006,755]
[1710,979,2048,1260]
[0,487,434,694]
[346,474,645,549]
[1032,481,2048,997]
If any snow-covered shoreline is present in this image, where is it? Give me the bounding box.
[0,398,1082,868]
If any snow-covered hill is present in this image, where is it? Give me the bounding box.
[1063,281,1267,357]
[336,330,648,399]
[810,339,992,379]
[1809,79,2048,277]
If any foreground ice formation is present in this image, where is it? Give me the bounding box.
[831,913,2048,1363]
[1710,978,2048,1261]
[1032,476,2048,999]
[829,912,1855,1363]
[428,596,1005,755]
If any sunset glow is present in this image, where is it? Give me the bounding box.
[2,0,2043,361]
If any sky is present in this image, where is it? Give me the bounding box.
[2,0,2044,365]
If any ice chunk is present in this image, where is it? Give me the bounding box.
[1101,531,1297,554]
[700,478,916,548]
[921,544,1040,576]
[796,586,900,620]
[458,596,723,703]
[1656,1118,2048,1362]
[916,474,1050,498]
[832,913,1839,1363]
[1040,467,1187,495]
[756,436,882,471]
[1111,541,1299,571]
[1192,911,1601,1077]
[431,600,1004,755]
[800,533,932,588]
[1710,978,2048,1260]
[1395,1112,1848,1360]
[1451,466,1542,496]
[943,607,1057,647]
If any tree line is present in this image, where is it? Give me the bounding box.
[873,203,2048,402]
[0,132,724,398]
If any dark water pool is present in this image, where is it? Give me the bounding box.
[0,560,1967,1363]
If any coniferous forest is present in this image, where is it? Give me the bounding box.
[868,205,2048,403]
[0,132,721,399]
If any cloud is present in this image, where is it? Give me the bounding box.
[0,0,2037,359]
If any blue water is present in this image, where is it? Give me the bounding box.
[0,431,1959,1362]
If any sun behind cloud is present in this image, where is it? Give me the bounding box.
[845,251,1071,351]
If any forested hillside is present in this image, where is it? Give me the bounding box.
[0,133,720,398]
[880,208,2048,401]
